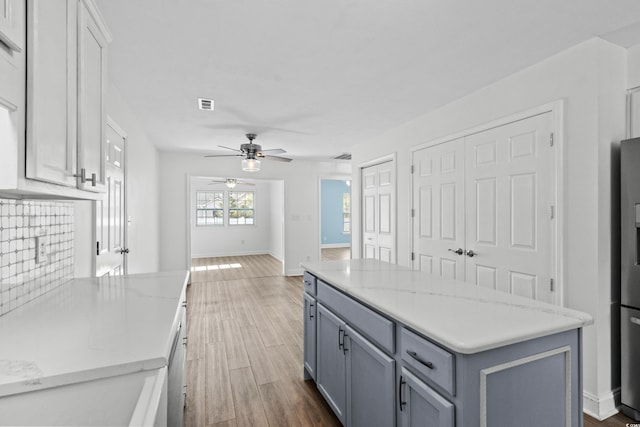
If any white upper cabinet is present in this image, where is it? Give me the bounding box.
[0,0,111,199]
[26,0,111,194]
[0,0,25,53]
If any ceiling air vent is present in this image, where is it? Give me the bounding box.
[198,98,215,111]
[334,153,352,160]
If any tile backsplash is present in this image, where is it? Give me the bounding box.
[0,199,74,316]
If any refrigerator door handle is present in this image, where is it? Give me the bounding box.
[631,317,640,326]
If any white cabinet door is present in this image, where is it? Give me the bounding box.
[412,138,465,279]
[412,112,556,303]
[0,0,25,53]
[361,160,396,263]
[77,0,110,192]
[26,0,78,187]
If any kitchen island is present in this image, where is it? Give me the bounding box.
[301,259,593,427]
[0,270,189,426]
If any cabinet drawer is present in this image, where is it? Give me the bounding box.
[303,272,316,295]
[317,280,394,354]
[400,327,455,395]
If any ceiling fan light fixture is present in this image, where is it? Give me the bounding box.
[242,158,261,172]
[225,179,237,188]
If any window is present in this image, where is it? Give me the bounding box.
[343,192,351,233]
[229,191,255,225]
[195,191,224,225]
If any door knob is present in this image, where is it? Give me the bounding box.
[118,248,130,254]
[448,248,464,255]
[466,249,476,257]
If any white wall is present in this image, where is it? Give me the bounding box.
[74,83,160,277]
[628,44,640,89]
[158,154,350,275]
[350,38,627,420]
[269,180,284,261]
[190,178,272,258]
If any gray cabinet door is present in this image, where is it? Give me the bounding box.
[168,306,186,427]
[317,303,347,425]
[303,292,317,380]
[400,367,454,427]
[345,325,395,427]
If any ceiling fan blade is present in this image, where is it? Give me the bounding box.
[261,155,292,162]
[204,154,244,158]
[260,148,286,154]
[218,145,243,153]
[237,181,255,186]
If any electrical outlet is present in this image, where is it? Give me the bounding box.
[35,235,49,264]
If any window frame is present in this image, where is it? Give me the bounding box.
[195,190,224,226]
[228,191,256,226]
[343,192,351,234]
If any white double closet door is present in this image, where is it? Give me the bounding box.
[412,112,556,303]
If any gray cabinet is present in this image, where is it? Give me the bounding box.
[399,367,454,427]
[345,325,395,427]
[317,303,347,425]
[303,292,317,380]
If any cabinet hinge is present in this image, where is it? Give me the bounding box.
[550,204,555,220]
[550,132,554,147]
[550,278,555,292]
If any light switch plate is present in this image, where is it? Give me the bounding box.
[35,235,49,264]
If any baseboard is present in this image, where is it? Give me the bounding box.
[268,251,284,262]
[286,267,304,276]
[320,243,350,249]
[191,250,268,259]
[583,388,620,421]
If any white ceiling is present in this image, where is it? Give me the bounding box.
[96,0,640,161]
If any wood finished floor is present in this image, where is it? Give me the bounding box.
[320,247,350,261]
[186,254,636,427]
[186,254,341,427]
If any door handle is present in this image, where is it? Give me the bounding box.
[448,248,464,255]
[466,249,476,257]
[338,327,344,350]
[118,248,130,254]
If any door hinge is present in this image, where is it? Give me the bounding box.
[550,204,555,220]
[96,241,100,256]
[550,132,554,147]
[411,208,415,218]
[550,278,555,292]
[410,165,414,174]
[411,252,415,261]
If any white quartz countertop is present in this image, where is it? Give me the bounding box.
[301,260,593,354]
[0,270,189,397]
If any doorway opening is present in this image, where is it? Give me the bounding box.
[320,179,351,261]
[188,176,285,274]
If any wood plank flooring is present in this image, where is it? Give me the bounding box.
[321,247,350,261]
[185,254,637,427]
[186,255,340,427]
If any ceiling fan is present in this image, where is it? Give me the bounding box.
[208,178,255,188]
[204,133,292,172]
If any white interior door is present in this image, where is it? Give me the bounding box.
[412,112,555,302]
[465,112,554,302]
[412,138,465,279]
[95,119,126,277]
[361,160,396,263]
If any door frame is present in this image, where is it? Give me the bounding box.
[357,153,397,264]
[318,175,352,261]
[409,101,565,305]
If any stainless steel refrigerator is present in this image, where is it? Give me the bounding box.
[622,137,640,421]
